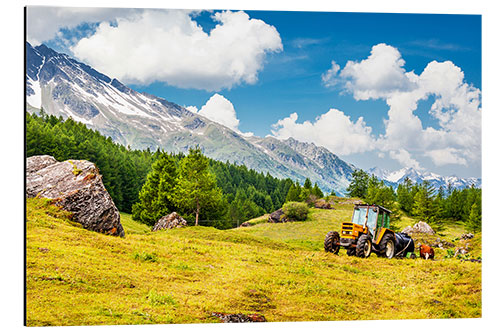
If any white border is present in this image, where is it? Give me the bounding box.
[2,1,498,332]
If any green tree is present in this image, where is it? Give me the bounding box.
[347,169,369,198]
[397,177,414,213]
[466,201,481,233]
[131,153,178,225]
[172,148,223,226]
[303,178,312,190]
[285,182,301,202]
[411,181,440,229]
[312,183,324,198]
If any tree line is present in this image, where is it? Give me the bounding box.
[346,169,481,233]
[26,111,292,228]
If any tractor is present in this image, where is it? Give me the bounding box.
[324,204,414,258]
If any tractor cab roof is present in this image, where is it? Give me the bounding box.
[354,204,392,215]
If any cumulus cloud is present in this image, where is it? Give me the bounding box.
[324,43,417,100]
[321,43,481,168]
[425,148,467,166]
[389,149,423,170]
[26,6,137,46]
[70,10,282,91]
[190,94,253,137]
[271,109,375,155]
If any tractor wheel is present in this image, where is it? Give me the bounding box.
[356,234,372,258]
[379,233,396,259]
[324,231,340,254]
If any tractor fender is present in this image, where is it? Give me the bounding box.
[374,228,394,245]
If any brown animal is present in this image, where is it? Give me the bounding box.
[420,244,435,260]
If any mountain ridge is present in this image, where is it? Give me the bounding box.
[25,42,356,195]
[367,166,481,190]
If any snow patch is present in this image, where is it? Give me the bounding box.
[27,77,42,108]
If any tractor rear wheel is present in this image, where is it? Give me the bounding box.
[324,231,340,254]
[379,233,396,259]
[356,234,372,258]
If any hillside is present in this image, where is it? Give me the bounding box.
[26,198,481,326]
[25,42,355,194]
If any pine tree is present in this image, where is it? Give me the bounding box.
[466,201,481,233]
[303,178,312,190]
[412,181,438,227]
[347,169,369,198]
[131,153,178,225]
[397,177,414,213]
[312,183,324,198]
[285,182,301,202]
[172,148,223,226]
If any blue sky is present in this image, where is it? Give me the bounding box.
[28,7,482,178]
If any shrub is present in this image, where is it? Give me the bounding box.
[282,201,309,221]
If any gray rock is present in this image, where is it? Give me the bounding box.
[152,212,187,231]
[401,221,435,235]
[461,233,475,240]
[268,208,287,223]
[26,155,124,237]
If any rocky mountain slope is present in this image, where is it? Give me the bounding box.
[25,42,355,194]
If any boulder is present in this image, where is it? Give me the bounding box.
[152,212,187,231]
[314,198,335,209]
[26,155,124,237]
[268,208,287,223]
[240,222,250,227]
[401,221,435,235]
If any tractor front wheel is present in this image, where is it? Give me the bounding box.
[324,231,340,254]
[379,233,396,259]
[356,234,372,258]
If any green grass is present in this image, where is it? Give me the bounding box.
[26,198,481,326]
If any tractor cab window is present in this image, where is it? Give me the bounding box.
[366,208,377,231]
[352,207,366,225]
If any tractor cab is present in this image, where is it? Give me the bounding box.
[349,204,391,242]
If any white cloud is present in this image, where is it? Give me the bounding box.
[321,43,481,169]
[333,43,417,100]
[321,61,341,88]
[70,10,282,91]
[389,149,423,170]
[26,6,137,46]
[271,109,375,155]
[191,94,254,137]
[425,148,467,166]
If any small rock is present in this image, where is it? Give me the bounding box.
[211,312,266,323]
[152,212,188,231]
[240,222,250,227]
[268,209,287,223]
[461,233,475,240]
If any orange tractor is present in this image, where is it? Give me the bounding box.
[324,204,414,258]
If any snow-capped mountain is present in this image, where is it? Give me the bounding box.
[367,167,481,190]
[25,42,355,195]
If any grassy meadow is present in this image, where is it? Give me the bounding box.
[26,197,481,326]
